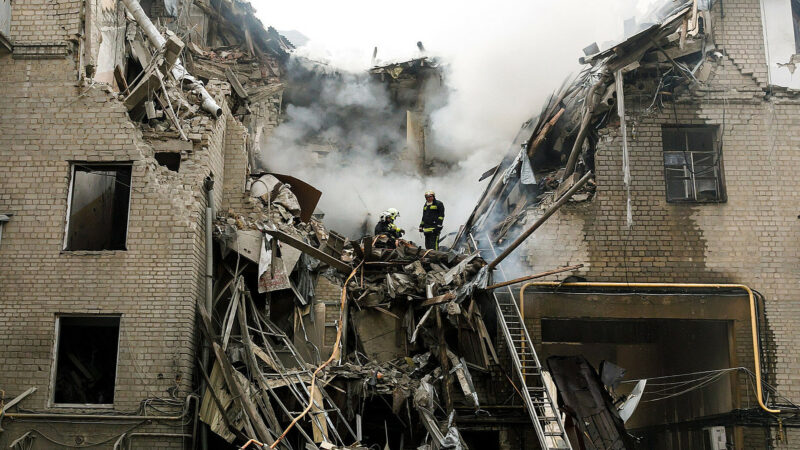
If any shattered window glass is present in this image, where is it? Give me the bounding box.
[661,126,724,203]
[65,164,132,251]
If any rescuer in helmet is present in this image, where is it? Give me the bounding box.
[419,190,444,250]
[375,209,405,247]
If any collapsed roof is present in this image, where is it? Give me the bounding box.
[456,0,713,247]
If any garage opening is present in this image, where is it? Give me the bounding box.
[541,318,734,448]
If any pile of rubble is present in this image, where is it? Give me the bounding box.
[202,173,499,449]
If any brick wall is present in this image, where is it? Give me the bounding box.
[512,2,800,447]
[9,0,81,43]
[0,46,251,448]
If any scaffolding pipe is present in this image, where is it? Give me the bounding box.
[519,281,781,414]
[119,0,223,117]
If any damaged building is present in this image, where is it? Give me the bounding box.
[3,0,800,449]
[456,0,800,448]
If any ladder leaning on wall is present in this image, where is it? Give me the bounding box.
[468,232,572,450]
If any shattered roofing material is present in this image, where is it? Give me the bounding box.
[456,0,708,247]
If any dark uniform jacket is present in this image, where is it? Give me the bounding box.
[419,199,445,233]
[375,220,403,239]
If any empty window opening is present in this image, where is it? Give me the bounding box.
[53,316,120,405]
[662,126,725,203]
[154,152,181,172]
[65,164,132,251]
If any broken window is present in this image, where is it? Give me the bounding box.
[661,126,725,202]
[52,315,120,405]
[65,164,132,251]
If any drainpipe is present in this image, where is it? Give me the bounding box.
[519,281,781,414]
[119,0,223,117]
[200,176,215,450]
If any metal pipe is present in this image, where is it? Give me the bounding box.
[5,394,197,421]
[519,281,781,414]
[485,264,584,290]
[487,171,592,271]
[119,0,223,117]
[200,176,215,450]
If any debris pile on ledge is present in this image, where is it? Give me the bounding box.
[202,173,500,449]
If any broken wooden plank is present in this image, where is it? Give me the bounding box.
[198,360,246,443]
[130,38,152,67]
[1,387,36,413]
[310,385,329,443]
[528,107,565,155]
[475,313,499,364]
[250,343,280,372]
[264,229,352,273]
[416,291,455,308]
[226,67,248,99]
[211,342,275,445]
[114,65,129,94]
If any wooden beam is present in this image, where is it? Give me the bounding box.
[416,291,455,308]
[226,67,248,99]
[1,387,36,413]
[211,342,275,445]
[264,229,352,273]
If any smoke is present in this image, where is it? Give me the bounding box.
[256,0,664,242]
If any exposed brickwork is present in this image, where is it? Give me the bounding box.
[0,35,267,449]
[515,3,800,447]
[9,0,81,44]
[709,0,770,87]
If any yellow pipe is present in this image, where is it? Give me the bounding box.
[519,281,780,414]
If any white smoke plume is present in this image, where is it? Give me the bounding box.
[255,0,663,243]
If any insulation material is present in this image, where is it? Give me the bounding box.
[258,234,291,293]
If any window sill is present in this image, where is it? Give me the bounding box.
[60,249,128,255]
[48,403,115,410]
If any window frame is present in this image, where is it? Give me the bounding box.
[661,126,726,204]
[49,314,122,408]
[63,162,133,252]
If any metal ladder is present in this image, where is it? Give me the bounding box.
[468,232,571,450]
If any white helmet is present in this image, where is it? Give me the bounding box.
[386,208,400,219]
